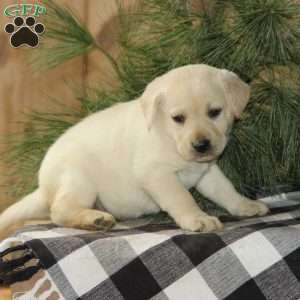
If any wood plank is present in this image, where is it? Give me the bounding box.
[0,0,86,211]
[0,287,11,300]
[86,0,137,88]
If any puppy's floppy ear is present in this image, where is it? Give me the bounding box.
[220,69,250,119]
[140,76,165,130]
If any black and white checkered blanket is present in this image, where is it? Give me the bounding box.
[1,193,300,300]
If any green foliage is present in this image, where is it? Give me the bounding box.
[199,0,300,77]
[31,0,94,71]
[2,0,300,217]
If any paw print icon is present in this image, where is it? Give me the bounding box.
[4,16,45,48]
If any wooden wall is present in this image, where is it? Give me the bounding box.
[0,0,135,211]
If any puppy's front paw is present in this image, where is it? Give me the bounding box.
[231,199,269,217]
[178,215,223,232]
[78,211,116,231]
[93,212,116,230]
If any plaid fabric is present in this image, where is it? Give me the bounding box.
[1,193,300,300]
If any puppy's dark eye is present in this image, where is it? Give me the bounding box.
[172,114,185,124]
[208,108,222,119]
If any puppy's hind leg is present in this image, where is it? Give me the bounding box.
[49,172,116,231]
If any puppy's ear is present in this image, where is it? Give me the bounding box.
[140,76,165,130]
[220,70,250,119]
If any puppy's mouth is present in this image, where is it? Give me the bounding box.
[193,150,220,163]
[195,154,218,163]
[180,149,219,163]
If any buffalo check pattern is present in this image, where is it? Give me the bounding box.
[1,194,300,300]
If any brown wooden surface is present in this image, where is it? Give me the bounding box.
[0,287,11,300]
[0,0,86,212]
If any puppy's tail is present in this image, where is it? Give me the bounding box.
[0,189,49,240]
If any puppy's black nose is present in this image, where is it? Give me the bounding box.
[192,139,211,153]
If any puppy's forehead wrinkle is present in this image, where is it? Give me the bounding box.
[164,74,226,100]
[165,80,226,113]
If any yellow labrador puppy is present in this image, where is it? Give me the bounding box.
[0,64,269,234]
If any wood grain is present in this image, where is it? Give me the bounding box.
[86,0,136,88]
[0,287,11,300]
[0,0,86,211]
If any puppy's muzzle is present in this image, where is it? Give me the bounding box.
[192,138,211,154]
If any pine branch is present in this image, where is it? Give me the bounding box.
[31,0,122,78]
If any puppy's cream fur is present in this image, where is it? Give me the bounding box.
[0,64,269,235]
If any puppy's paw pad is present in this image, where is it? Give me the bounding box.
[93,214,116,230]
[233,200,269,217]
[179,215,223,232]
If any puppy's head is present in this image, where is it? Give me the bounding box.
[140,64,250,162]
